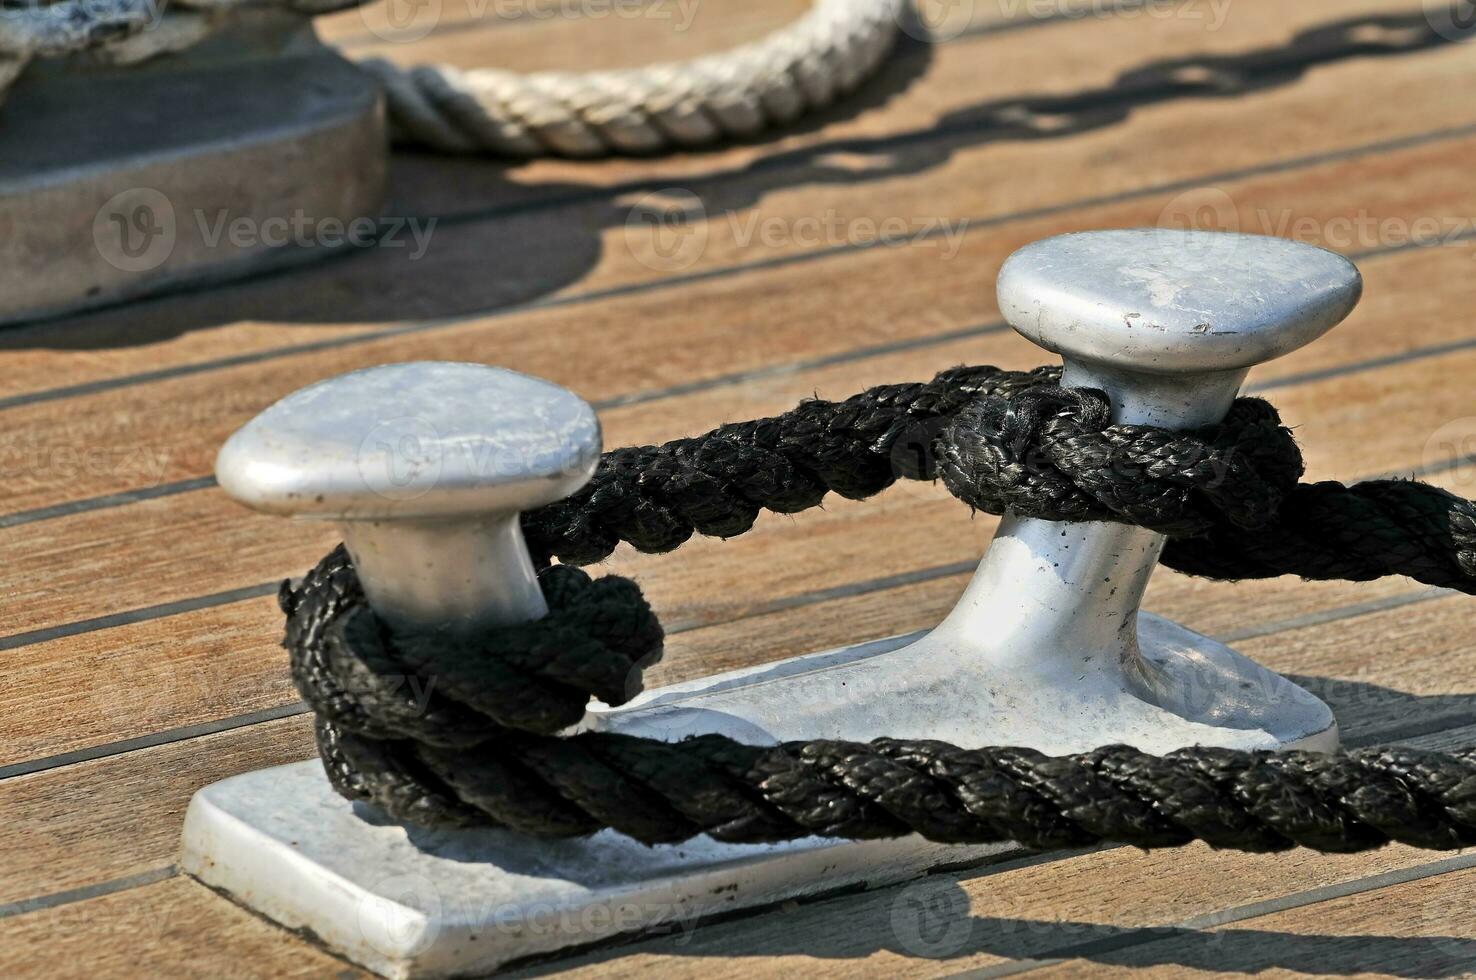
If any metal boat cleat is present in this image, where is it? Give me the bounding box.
[182,229,1360,978]
[0,11,385,325]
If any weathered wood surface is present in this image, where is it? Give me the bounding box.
[5,1,1476,977]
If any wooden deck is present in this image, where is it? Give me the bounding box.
[4,0,1476,975]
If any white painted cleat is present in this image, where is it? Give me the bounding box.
[215,361,601,634]
[591,229,1360,754]
[183,229,1362,978]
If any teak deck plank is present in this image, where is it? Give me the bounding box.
[4,108,1476,520]
[7,323,1476,770]
[0,357,1463,770]
[538,850,1476,978]
[330,0,816,73]
[0,0,1448,403]
[5,570,1474,913]
[3,262,1474,667]
[9,712,1476,980]
[0,877,361,980]
[4,0,1476,976]
[6,152,1476,646]
[1042,865,1476,976]
[0,716,314,909]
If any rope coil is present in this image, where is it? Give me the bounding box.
[363,0,907,156]
[0,0,907,157]
[284,366,1476,852]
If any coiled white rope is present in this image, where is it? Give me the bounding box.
[362,0,906,156]
[0,0,907,157]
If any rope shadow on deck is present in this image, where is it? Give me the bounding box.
[511,887,1476,978]
[9,5,1472,345]
[486,670,1476,975]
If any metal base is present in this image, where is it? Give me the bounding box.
[183,758,1010,979]
[592,517,1339,754]
[182,227,1355,977]
[0,16,385,325]
[182,597,1336,977]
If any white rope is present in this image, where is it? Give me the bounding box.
[363,0,906,156]
[0,0,906,158]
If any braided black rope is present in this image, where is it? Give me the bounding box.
[519,365,1058,564]
[520,365,1476,591]
[284,366,1476,852]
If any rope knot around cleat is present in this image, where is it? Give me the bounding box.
[283,365,1476,850]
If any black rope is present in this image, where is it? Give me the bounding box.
[283,366,1476,852]
[519,365,1060,564]
[521,365,1476,591]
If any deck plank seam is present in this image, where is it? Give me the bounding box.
[0,582,280,653]
[0,568,1462,781]
[10,754,1476,963]
[5,2,1474,970]
[956,851,1476,979]
[0,866,176,922]
[2,418,1472,665]
[328,0,1163,53]
[5,117,1476,414]
[324,0,1140,55]
[4,221,1476,534]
